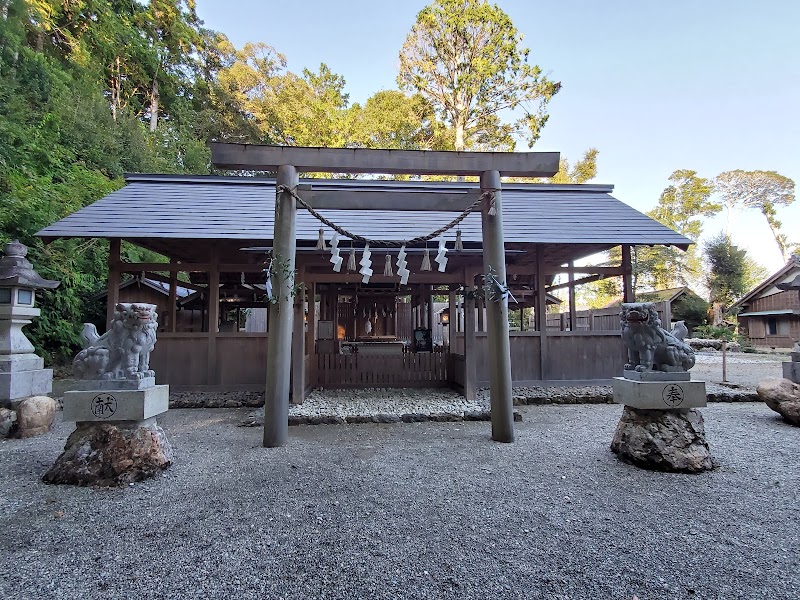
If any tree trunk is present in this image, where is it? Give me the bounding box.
[149,78,159,132]
[455,119,465,152]
[711,302,724,326]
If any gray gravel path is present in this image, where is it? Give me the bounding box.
[1,403,797,600]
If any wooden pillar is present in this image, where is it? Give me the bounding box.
[306,282,317,352]
[621,244,635,303]
[207,244,220,386]
[477,296,485,332]
[168,270,178,333]
[106,238,121,329]
[448,289,456,349]
[480,171,514,443]
[427,285,434,330]
[291,265,306,405]
[536,245,548,382]
[264,165,298,448]
[568,260,577,332]
[520,306,525,332]
[463,269,477,401]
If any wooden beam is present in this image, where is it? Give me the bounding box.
[212,143,560,177]
[297,187,479,212]
[304,272,461,284]
[547,274,605,292]
[117,263,268,273]
[140,270,204,291]
[106,238,121,330]
[481,171,514,443]
[264,165,297,448]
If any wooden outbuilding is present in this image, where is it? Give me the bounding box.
[733,255,800,349]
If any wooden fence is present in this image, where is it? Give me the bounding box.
[545,301,669,332]
[316,351,449,388]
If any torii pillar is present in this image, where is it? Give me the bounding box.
[481,170,514,443]
[263,165,298,447]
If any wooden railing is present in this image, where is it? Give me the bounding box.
[316,351,449,388]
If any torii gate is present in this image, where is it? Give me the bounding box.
[211,144,559,447]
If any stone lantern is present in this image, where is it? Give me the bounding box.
[0,240,60,407]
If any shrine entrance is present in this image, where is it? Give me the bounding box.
[210,143,561,447]
[313,281,450,388]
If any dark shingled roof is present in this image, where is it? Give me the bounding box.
[36,174,692,249]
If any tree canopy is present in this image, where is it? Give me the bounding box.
[397,0,560,151]
[704,232,749,324]
[715,169,796,263]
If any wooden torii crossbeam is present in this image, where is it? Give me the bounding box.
[210,143,561,448]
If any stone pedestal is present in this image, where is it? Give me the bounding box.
[611,375,713,472]
[43,419,173,486]
[0,306,53,408]
[610,406,714,473]
[613,377,707,410]
[62,384,168,422]
[46,383,173,486]
[782,352,800,384]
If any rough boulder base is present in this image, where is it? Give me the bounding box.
[14,395,56,438]
[43,421,173,487]
[0,407,15,437]
[610,407,714,473]
[757,378,800,425]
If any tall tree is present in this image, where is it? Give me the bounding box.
[715,169,796,262]
[397,0,560,151]
[704,232,749,324]
[347,90,452,151]
[548,148,598,184]
[635,170,718,290]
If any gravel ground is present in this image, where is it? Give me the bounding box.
[691,351,787,388]
[1,403,797,600]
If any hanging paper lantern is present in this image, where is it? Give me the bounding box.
[434,238,448,272]
[383,255,393,277]
[396,245,410,285]
[329,232,343,272]
[420,247,432,271]
[359,243,373,284]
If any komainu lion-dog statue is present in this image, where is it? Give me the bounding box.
[620,302,695,372]
[73,303,158,380]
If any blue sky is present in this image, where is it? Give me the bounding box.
[196,0,799,274]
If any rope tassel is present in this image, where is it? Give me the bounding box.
[420,248,432,272]
[316,227,327,250]
[383,254,393,277]
[487,192,497,216]
[454,230,464,251]
[347,247,356,271]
